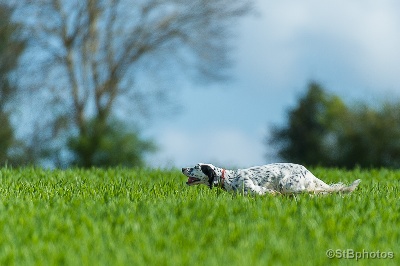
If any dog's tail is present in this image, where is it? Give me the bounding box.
[326,179,361,193]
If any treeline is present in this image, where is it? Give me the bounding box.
[3,2,400,169]
[0,1,252,168]
[269,82,400,168]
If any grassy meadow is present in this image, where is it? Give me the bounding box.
[0,167,399,265]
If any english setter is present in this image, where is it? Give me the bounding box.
[182,163,361,195]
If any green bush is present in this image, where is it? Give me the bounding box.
[68,119,156,168]
[269,82,400,168]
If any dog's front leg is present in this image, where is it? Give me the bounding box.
[241,182,278,195]
[251,185,279,195]
[236,177,278,196]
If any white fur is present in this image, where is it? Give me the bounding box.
[182,163,361,195]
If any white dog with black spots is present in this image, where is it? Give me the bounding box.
[182,163,361,195]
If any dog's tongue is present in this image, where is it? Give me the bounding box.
[186,177,198,184]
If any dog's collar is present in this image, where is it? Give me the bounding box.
[219,169,226,189]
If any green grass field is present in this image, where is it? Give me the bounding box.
[0,167,399,265]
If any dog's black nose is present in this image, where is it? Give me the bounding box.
[181,168,185,173]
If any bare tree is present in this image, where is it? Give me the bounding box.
[8,0,252,166]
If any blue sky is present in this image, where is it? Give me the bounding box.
[147,0,400,168]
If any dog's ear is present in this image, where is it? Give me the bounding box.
[201,165,216,189]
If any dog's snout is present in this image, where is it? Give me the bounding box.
[181,168,186,173]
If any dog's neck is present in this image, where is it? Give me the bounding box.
[212,167,234,190]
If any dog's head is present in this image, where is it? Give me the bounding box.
[182,163,217,189]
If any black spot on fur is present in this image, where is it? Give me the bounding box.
[201,165,216,189]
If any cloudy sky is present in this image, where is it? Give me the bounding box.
[147,0,400,168]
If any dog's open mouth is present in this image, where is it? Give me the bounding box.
[186,177,200,185]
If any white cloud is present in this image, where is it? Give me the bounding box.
[238,0,400,92]
[147,127,267,168]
